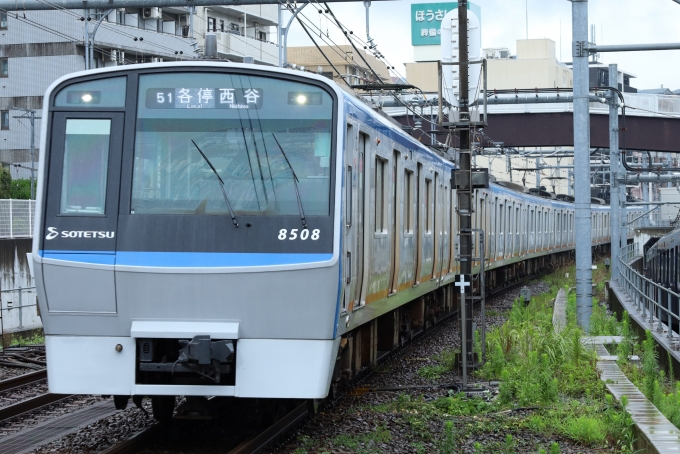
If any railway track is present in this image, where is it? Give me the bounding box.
[0,369,46,392]
[92,273,554,454]
[0,370,73,423]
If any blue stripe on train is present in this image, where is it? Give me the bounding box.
[40,250,333,267]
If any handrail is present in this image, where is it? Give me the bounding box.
[617,243,680,338]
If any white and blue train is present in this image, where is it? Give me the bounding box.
[32,62,640,419]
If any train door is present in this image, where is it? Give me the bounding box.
[432,173,439,279]
[389,150,400,294]
[40,113,124,313]
[441,182,450,277]
[414,163,423,285]
[355,133,368,309]
[497,201,504,259]
[342,125,353,313]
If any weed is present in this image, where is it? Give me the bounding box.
[439,421,456,454]
[417,347,458,380]
[566,416,606,444]
[331,423,391,454]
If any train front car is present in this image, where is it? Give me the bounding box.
[32,63,343,412]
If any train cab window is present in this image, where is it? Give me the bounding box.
[54,77,126,107]
[131,72,333,216]
[60,119,111,214]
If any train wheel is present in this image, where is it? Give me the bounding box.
[113,395,129,410]
[151,395,176,421]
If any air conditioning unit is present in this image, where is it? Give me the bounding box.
[142,7,161,19]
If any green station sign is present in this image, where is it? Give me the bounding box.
[411,2,482,46]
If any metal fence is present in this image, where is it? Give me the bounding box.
[0,286,40,348]
[618,243,680,339]
[0,199,35,239]
[634,210,680,230]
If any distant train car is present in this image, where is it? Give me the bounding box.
[33,62,637,420]
[645,228,680,330]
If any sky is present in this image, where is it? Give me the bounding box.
[285,0,680,91]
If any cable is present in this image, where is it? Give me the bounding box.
[323,3,383,84]
[295,16,349,85]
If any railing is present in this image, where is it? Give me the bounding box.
[618,243,680,339]
[0,199,35,239]
[634,210,679,230]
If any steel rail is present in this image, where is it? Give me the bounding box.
[0,369,46,392]
[228,403,308,454]
[99,422,170,454]
[0,393,71,422]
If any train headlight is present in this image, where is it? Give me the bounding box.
[288,92,322,105]
[81,93,93,103]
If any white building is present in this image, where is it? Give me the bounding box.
[0,6,278,166]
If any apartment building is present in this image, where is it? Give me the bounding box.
[0,5,278,167]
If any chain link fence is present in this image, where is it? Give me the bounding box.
[0,199,35,238]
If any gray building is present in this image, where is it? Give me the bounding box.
[0,5,278,170]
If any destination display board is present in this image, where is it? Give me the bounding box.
[145,87,264,109]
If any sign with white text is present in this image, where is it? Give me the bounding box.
[411,2,482,46]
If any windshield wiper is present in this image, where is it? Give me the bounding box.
[272,134,307,229]
[191,140,238,228]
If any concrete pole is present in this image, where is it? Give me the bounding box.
[572,0,592,330]
[608,64,620,283]
[278,3,282,67]
[457,0,473,388]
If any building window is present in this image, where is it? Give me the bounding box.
[207,17,216,32]
[1,110,9,130]
[257,31,266,41]
[0,58,7,77]
[220,20,225,32]
[0,12,7,30]
[229,23,239,33]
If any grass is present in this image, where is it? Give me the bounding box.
[1,329,44,351]
[289,259,637,453]
[476,258,635,451]
[417,347,459,380]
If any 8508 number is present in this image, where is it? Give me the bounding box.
[278,229,320,240]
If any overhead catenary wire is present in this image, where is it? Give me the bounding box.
[294,15,350,85]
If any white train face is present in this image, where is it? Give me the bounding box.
[36,67,341,340]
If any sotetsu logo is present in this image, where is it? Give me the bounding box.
[45,227,115,240]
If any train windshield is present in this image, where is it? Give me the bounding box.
[131,72,334,216]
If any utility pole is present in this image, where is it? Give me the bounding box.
[571,0,592,331]
[9,106,39,200]
[457,0,474,386]
[608,64,620,283]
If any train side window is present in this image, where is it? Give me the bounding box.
[346,166,352,227]
[375,157,386,232]
[60,119,111,215]
[405,169,414,233]
[425,178,432,233]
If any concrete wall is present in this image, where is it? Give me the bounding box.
[405,61,438,92]
[0,239,39,334]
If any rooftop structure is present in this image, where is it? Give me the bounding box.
[286,45,391,87]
